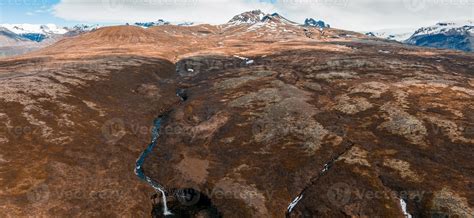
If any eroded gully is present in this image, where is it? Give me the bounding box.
[134,89,187,216]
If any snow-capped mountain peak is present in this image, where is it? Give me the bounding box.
[405,20,473,52]
[410,20,473,37]
[227,10,311,28]
[227,10,266,25]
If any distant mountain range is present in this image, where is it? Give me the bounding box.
[1,13,472,59]
[0,24,100,42]
[405,21,473,52]
[0,12,331,58]
[0,24,102,57]
[0,27,33,44]
[0,26,51,57]
[366,21,473,52]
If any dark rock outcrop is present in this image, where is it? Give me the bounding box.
[304,18,330,28]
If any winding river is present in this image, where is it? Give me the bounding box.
[134,117,173,216]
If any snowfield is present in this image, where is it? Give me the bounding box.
[0,24,68,35]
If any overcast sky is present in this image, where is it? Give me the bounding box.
[1,0,473,31]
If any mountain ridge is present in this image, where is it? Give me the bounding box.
[405,21,473,52]
[365,20,473,52]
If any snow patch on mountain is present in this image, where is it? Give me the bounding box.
[364,28,417,42]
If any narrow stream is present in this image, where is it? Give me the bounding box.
[134,117,173,216]
[135,89,188,216]
[286,142,355,217]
